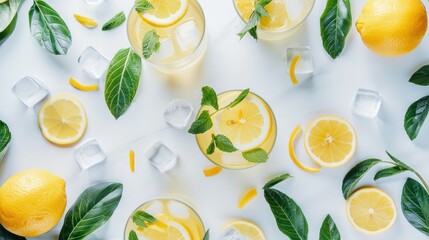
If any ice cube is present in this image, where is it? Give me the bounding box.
[144,200,163,216]
[175,20,202,52]
[164,99,194,129]
[146,141,178,173]
[285,47,313,75]
[151,37,175,61]
[167,200,190,219]
[352,89,382,118]
[223,228,247,240]
[12,76,49,108]
[83,0,106,4]
[78,46,110,79]
[74,139,107,170]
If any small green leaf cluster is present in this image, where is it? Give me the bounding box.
[237,0,272,40]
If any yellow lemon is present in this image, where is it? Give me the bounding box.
[0,169,67,237]
[224,220,266,240]
[140,0,188,27]
[73,14,98,28]
[234,0,288,30]
[356,0,427,56]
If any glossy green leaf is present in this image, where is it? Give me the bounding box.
[59,182,123,240]
[0,0,21,32]
[401,178,429,236]
[320,0,352,59]
[105,48,142,119]
[0,120,11,153]
[0,224,25,240]
[410,65,429,86]
[264,188,308,240]
[201,86,219,110]
[374,166,408,181]
[188,110,213,134]
[342,159,381,199]
[29,0,72,55]
[386,151,412,170]
[0,13,17,45]
[319,215,340,240]
[142,29,160,59]
[263,173,293,190]
[226,89,250,108]
[214,134,237,153]
[102,12,126,31]
[404,96,429,140]
[242,147,268,163]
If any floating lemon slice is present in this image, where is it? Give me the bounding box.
[304,116,356,168]
[224,220,266,240]
[288,125,320,173]
[142,218,192,240]
[234,0,289,30]
[73,14,98,28]
[140,0,188,27]
[38,94,87,146]
[346,187,397,234]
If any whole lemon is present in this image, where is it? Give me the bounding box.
[0,169,67,237]
[356,0,428,56]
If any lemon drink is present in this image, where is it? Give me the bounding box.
[124,199,205,240]
[127,0,207,73]
[196,91,277,169]
[234,0,315,40]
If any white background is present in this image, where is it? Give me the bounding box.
[1,0,429,239]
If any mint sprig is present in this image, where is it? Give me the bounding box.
[142,29,161,59]
[238,0,272,40]
[135,0,154,13]
[131,211,157,228]
[128,230,138,240]
[207,134,238,155]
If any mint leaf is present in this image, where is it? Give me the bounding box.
[135,0,153,13]
[128,230,138,240]
[401,178,429,236]
[203,229,210,240]
[237,0,272,40]
[214,134,237,153]
[206,138,215,155]
[0,0,21,32]
[132,211,157,228]
[263,173,292,190]
[404,96,429,140]
[188,110,213,134]
[227,89,249,108]
[319,215,341,240]
[242,148,268,163]
[102,12,126,31]
[341,159,381,199]
[201,86,219,110]
[105,48,142,119]
[410,65,429,86]
[142,29,161,59]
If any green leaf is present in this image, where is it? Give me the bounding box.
[263,173,293,190]
[410,65,429,86]
[374,166,408,181]
[0,0,21,32]
[131,211,157,228]
[135,0,153,13]
[188,110,213,134]
[128,230,138,240]
[404,96,429,140]
[59,182,123,240]
[203,229,210,240]
[319,215,341,240]
[0,224,26,240]
[242,147,268,163]
[320,0,352,59]
[206,139,215,155]
[385,151,412,170]
[102,12,126,31]
[201,86,219,110]
[214,134,237,153]
[0,120,11,153]
[29,0,72,55]
[226,89,250,108]
[142,29,160,59]
[237,0,271,40]
[342,159,381,199]
[264,188,308,240]
[105,48,142,119]
[401,178,429,236]
[0,13,17,45]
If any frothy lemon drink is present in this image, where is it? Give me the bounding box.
[127,0,207,73]
[124,199,205,240]
[196,91,277,169]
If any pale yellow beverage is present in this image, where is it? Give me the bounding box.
[127,0,207,73]
[196,91,277,169]
[124,199,205,240]
[234,0,315,40]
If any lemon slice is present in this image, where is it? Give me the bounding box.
[38,94,87,146]
[234,0,289,30]
[237,187,257,209]
[288,126,320,173]
[215,95,270,150]
[203,166,223,177]
[224,220,266,240]
[69,77,99,91]
[140,0,188,26]
[289,55,300,85]
[142,218,191,240]
[304,116,356,168]
[73,14,98,28]
[346,187,397,234]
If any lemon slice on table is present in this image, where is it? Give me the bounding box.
[288,125,320,173]
[234,0,288,30]
[346,187,397,234]
[140,0,188,27]
[304,115,356,168]
[38,94,87,146]
[215,95,270,151]
[224,220,266,240]
[141,218,191,240]
[73,14,98,28]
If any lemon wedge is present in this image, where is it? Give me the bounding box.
[203,166,223,177]
[237,187,257,209]
[73,14,98,28]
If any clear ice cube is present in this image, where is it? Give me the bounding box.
[74,139,107,170]
[83,0,106,5]
[146,141,178,173]
[12,76,49,108]
[175,20,202,52]
[352,89,382,118]
[152,37,175,61]
[144,200,163,216]
[78,46,110,79]
[168,200,190,219]
[223,228,247,240]
[285,47,313,75]
[164,99,194,129]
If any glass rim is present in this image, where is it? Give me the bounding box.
[194,90,278,170]
[232,0,315,35]
[126,0,207,65]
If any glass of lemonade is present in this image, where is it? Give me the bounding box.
[127,0,207,73]
[196,90,277,169]
[233,0,315,41]
[124,199,205,239]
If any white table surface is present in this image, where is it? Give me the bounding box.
[1,0,429,239]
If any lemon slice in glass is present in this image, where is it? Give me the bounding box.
[234,0,289,30]
[140,0,188,27]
